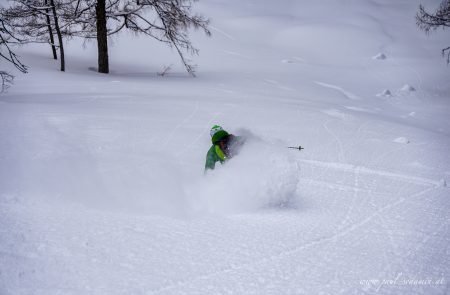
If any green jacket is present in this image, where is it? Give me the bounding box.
[204,135,245,171]
[205,144,227,171]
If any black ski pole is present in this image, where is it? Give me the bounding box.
[288,146,304,151]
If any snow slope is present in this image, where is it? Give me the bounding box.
[1,0,449,294]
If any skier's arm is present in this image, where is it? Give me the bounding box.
[205,146,217,171]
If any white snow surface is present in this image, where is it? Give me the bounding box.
[1,0,450,294]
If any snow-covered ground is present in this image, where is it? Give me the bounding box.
[1,0,449,294]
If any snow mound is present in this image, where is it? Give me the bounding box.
[322,109,346,119]
[400,84,416,92]
[376,89,392,97]
[393,137,410,144]
[281,57,305,64]
[372,53,386,60]
[190,138,300,214]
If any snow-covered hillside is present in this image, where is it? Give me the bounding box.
[1,0,449,294]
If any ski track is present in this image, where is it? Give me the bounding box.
[149,185,438,295]
[161,101,200,149]
[149,146,444,294]
[322,120,346,163]
[2,1,449,294]
[297,159,442,187]
[314,81,360,100]
[263,79,295,92]
[376,213,400,259]
[176,111,222,158]
[175,101,239,159]
[210,25,236,41]
[337,166,361,231]
[405,219,448,260]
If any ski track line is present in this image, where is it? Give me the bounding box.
[209,25,236,41]
[406,65,424,93]
[176,111,222,158]
[149,185,438,295]
[299,178,380,195]
[376,213,401,258]
[161,101,199,148]
[272,186,438,260]
[389,53,424,94]
[314,81,360,100]
[263,79,295,92]
[323,120,346,163]
[366,216,397,277]
[337,166,361,231]
[298,159,441,187]
[405,218,448,260]
[368,139,408,168]
[222,51,250,60]
[176,101,237,158]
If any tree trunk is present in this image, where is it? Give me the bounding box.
[50,0,65,71]
[96,0,109,74]
[44,0,57,60]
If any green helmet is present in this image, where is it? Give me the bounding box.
[210,125,229,144]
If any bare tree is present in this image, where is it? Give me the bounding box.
[44,0,58,59]
[416,0,450,64]
[1,0,66,71]
[66,0,211,75]
[2,0,210,75]
[96,0,109,73]
[49,0,65,70]
[0,17,28,92]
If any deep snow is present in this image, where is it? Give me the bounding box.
[1,0,449,294]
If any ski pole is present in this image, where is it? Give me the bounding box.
[288,146,304,151]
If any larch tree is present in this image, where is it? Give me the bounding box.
[0,17,28,91]
[67,0,211,75]
[1,0,211,76]
[1,0,66,71]
[416,0,450,64]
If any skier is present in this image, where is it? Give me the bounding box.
[205,125,244,171]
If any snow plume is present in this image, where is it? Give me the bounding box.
[7,148,188,218]
[96,130,301,217]
[91,153,188,217]
[188,134,301,215]
[0,114,189,217]
[2,114,299,218]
